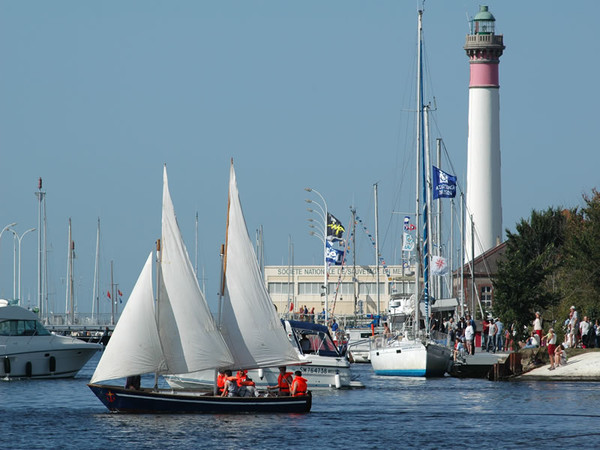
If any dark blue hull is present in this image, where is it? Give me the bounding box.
[88,384,311,414]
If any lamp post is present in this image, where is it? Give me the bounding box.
[305,187,329,323]
[10,227,36,305]
[0,222,17,288]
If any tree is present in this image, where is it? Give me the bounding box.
[492,208,566,340]
[560,189,600,319]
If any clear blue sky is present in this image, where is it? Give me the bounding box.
[1,1,598,315]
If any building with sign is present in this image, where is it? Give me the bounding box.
[264,264,415,317]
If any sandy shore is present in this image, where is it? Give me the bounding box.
[517,350,600,381]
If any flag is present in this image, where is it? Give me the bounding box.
[432,166,457,199]
[118,289,123,297]
[403,216,416,231]
[327,213,345,240]
[402,232,415,252]
[106,290,111,299]
[325,241,344,265]
[431,255,449,275]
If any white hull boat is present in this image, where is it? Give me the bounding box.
[346,328,374,363]
[370,335,450,377]
[166,320,363,389]
[0,305,102,379]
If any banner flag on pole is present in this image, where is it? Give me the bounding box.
[327,213,345,240]
[325,241,344,265]
[432,166,457,199]
[431,255,449,275]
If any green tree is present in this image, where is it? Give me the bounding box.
[560,189,600,319]
[492,208,566,340]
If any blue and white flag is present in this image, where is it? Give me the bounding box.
[402,232,415,252]
[325,241,344,265]
[432,166,457,199]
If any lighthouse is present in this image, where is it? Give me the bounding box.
[464,5,505,261]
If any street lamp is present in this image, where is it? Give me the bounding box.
[305,187,330,323]
[0,222,17,283]
[10,227,36,304]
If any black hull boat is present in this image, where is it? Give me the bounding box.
[88,384,311,414]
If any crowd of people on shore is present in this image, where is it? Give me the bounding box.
[442,305,600,363]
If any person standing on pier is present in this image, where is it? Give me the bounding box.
[533,312,543,343]
[545,328,557,370]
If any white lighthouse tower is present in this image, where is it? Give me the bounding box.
[464,6,505,261]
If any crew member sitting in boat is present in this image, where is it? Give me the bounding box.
[216,369,227,396]
[291,370,308,397]
[221,370,240,397]
[236,369,259,397]
[125,374,141,390]
[267,366,293,396]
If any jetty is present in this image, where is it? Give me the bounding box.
[486,348,600,381]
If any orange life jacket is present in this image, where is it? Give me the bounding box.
[292,376,308,396]
[278,372,293,393]
[217,373,226,394]
[236,370,255,387]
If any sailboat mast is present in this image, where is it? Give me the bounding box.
[423,105,433,333]
[413,9,424,333]
[374,183,380,318]
[92,218,100,323]
[218,158,234,327]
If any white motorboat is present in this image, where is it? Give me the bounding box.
[166,319,364,389]
[0,303,102,379]
[346,328,374,363]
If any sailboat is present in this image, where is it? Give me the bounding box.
[369,9,452,377]
[88,163,311,413]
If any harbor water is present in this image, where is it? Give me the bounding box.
[2,352,599,449]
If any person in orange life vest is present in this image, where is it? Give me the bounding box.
[267,366,293,396]
[291,370,308,397]
[216,369,227,395]
[221,370,240,397]
[236,369,258,397]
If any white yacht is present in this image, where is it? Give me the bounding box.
[0,303,102,379]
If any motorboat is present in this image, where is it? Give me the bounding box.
[0,302,102,379]
[166,319,364,390]
[346,328,374,363]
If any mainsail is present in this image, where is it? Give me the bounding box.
[218,161,301,369]
[158,166,233,374]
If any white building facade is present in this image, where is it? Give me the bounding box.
[264,264,415,317]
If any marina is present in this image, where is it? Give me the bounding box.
[1,2,600,447]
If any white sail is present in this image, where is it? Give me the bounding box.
[159,166,234,374]
[91,253,162,384]
[219,162,301,369]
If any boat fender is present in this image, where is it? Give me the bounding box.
[257,368,264,379]
[334,372,341,389]
[3,356,10,374]
[49,356,56,372]
[25,361,33,378]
